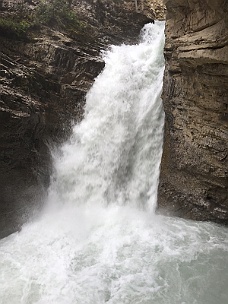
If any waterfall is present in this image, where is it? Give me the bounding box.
[48,21,165,212]
[0,21,227,304]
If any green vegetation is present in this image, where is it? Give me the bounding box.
[0,17,31,39]
[0,0,83,40]
[34,0,82,29]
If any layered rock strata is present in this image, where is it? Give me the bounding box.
[158,0,228,224]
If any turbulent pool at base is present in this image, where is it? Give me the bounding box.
[0,22,227,304]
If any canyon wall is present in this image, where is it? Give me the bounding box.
[158,0,228,224]
[0,0,155,238]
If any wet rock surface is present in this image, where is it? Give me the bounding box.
[158,0,228,224]
[0,0,155,238]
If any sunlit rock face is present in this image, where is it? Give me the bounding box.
[0,0,156,238]
[158,0,228,224]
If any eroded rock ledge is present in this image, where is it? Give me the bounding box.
[158,0,228,224]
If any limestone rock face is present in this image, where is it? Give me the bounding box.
[0,0,154,238]
[158,0,228,224]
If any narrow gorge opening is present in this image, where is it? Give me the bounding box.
[0,22,227,304]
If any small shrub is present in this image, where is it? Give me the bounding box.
[34,0,82,30]
[0,17,31,39]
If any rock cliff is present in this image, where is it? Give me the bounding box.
[158,0,228,224]
[0,0,155,238]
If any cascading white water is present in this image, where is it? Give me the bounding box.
[48,21,165,212]
[0,21,227,304]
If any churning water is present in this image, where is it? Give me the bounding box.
[0,22,227,304]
